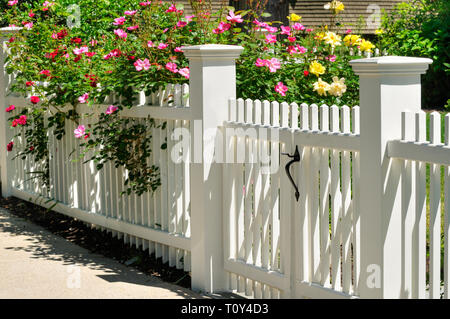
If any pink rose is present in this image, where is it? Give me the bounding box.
[275,82,288,96]
[280,26,291,35]
[265,26,278,33]
[266,58,281,73]
[297,46,307,54]
[105,105,118,115]
[23,22,33,30]
[185,15,195,23]
[113,16,126,25]
[255,58,266,67]
[78,93,89,104]
[134,58,151,71]
[73,46,89,55]
[292,23,306,31]
[114,29,127,39]
[165,62,178,73]
[74,125,85,139]
[226,10,243,24]
[5,105,15,112]
[265,34,277,44]
[157,43,168,50]
[178,67,190,79]
[212,21,231,34]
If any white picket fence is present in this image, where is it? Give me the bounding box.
[388,111,450,299]
[1,30,450,298]
[5,83,193,272]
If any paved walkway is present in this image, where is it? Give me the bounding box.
[0,208,205,299]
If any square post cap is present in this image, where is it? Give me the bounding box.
[181,44,244,61]
[350,56,433,76]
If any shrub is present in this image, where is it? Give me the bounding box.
[379,0,450,109]
[2,0,373,194]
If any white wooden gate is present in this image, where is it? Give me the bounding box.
[223,98,361,298]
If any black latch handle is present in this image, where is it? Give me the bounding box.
[281,146,300,202]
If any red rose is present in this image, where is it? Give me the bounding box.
[7,141,13,152]
[40,69,51,77]
[26,81,35,87]
[57,29,68,39]
[71,37,82,44]
[29,146,34,151]
[304,70,309,76]
[30,96,40,104]
[17,115,27,126]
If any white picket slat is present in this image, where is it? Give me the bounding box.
[351,106,361,295]
[341,106,352,293]
[445,114,450,299]
[413,111,427,298]
[330,105,342,291]
[429,112,441,299]
[319,105,330,287]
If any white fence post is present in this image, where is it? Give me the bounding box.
[182,44,244,293]
[0,28,19,198]
[350,56,432,298]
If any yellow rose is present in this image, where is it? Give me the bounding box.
[323,31,342,47]
[344,34,361,46]
[375,29,384,35]
[309,61,326,77]
[324,0,345,14]
[315,32,326,40]
[313,78,331,96]
[329,77,347,97]
[287,13,301,22]
[334,2,345,14]
[359,39,375,52]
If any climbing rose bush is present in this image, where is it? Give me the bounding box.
[3,0,373,194]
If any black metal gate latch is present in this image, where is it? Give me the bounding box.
[281,146,300,202]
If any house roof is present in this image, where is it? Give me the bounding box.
[291,0,405,34]
[174,0,405,34]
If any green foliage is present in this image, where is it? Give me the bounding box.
[379,0,450,109]
[2,0,372,195]
[83,112,163,196]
